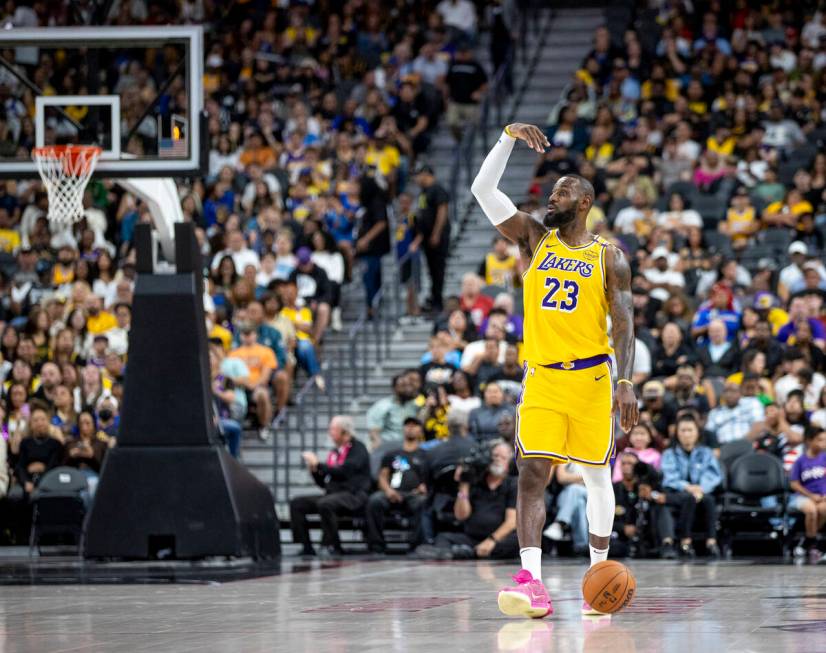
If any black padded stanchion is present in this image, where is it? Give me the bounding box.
[83,222,279,559]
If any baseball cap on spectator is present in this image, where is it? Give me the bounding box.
[733,186,749,197]
[238,322,256,334]
[296,247,312,265]
[642,380,665,400]
[650,246,670,260]
[788,241,808,256]
[753,291,779,310]
[802,261,821,272]
[413,162,434,176]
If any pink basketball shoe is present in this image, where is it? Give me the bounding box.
[497,569,553,619]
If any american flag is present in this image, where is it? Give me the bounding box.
[158,115,187,157]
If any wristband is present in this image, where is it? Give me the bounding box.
[457,492,470,500]
[503,125,516,139]
[617,379,633,387]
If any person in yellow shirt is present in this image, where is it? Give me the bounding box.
[51,245,76,286]
[208,315,233,351]
[706,125,735,157]
[84,295,116,334]
[719,186,760,248]
[365,136,401,178]
[279,279,324,390]
[584,127,614,169]
[762,189,813,228]
[0,219,20,253]
[478,234,520,288]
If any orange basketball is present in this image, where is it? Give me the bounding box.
[581,560,636,614]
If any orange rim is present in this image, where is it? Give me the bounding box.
[32,144,102,176]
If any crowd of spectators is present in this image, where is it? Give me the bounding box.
[0,0,509,543]
[322,3,826,563]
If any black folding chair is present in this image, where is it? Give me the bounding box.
[718,453,788,558]
[29,466,89,554]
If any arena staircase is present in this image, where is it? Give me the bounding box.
[240,6,599,522]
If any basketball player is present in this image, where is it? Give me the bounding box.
[470,123,639,618]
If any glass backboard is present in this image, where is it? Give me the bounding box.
[0,25,203,178]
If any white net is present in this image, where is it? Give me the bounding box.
[32,145,102,227]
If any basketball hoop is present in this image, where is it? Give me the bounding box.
[32,145,102,227]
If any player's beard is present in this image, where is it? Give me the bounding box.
[543,205,577,229]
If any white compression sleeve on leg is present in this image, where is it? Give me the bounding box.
[579,465,615,539]
[470,130,519,225]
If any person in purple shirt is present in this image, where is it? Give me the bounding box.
[788,427,826,562]
[777,317,826,345]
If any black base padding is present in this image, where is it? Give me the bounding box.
[83,446,280,560]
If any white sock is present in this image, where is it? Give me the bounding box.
[589,545,609,567]
[520,547,542,580]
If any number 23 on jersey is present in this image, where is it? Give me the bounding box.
[541,277,579,312]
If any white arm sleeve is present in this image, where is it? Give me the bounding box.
[471,130,519,225]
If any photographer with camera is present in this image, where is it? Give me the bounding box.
[425,440,518,559]
[613,451,678,559]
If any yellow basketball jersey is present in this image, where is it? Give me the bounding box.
[521,229,612,365]
[484,252,517,286]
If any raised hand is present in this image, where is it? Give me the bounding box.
[505,123,550,153]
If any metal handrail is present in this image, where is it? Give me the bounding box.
[449,35,517,225]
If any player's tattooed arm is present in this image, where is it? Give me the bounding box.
[606,244,640,433]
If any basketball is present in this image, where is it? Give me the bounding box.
[581,561,636,614]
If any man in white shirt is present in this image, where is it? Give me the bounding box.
[674,121,701,162]
[613,191,659,235]
[643,246,685,302]
[774,350,826,406]
[211,229,260,272]
[632,338,651,386]
[706,382,765,445]
[762,102,806,155]
[412,41,449,87]
[779,241,811,299]
[802,11,826,48]
[437,0,477,40]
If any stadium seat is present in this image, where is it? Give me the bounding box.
[692,195,727,227]
[702,230,733,257]
[718,453,788,558]
[29,467,89,552]
[758,228,793,254]
[665,181,699,201]
[607,198,631,227]
[748,193,768,217]
[739,244,777,272]
[615,233,640,256]
[719,440,754,478]
[778,161,804,186]
[481,284,508,299]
